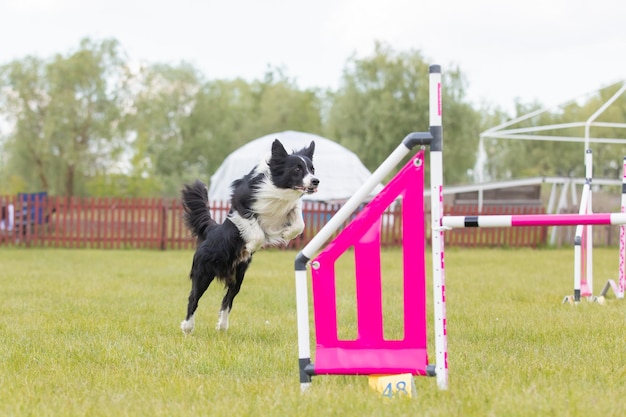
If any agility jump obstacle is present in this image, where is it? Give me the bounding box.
[295,143,440,392]
[294,65,626,392]
[577,83,626,301]
[294,66,446,391]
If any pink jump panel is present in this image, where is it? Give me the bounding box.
[311,151,428,376]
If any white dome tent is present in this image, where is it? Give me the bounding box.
[208,131,382,204]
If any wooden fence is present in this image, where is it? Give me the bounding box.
[1,194,618,249]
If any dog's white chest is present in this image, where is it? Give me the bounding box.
[256,200,301,239]
[253,186,305,245]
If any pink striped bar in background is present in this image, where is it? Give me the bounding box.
[442,213,626,229]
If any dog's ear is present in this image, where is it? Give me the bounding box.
[271,139,289,159]
[301,141,315,160]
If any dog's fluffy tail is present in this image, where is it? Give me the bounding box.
[181,180,217,241]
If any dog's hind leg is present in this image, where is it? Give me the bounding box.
[217,260,250,331]
[181,272,215,335]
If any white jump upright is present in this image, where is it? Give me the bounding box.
[601,156,626,299]
[427,65,449,390]
[571,149,594,302]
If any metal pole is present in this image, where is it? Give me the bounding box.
[429,64,449,390]
[619,156,626,298]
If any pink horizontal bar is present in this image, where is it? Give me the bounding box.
[511,213,613,227]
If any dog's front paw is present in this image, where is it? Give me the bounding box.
[281,215,304,241]
[282,227,303,241]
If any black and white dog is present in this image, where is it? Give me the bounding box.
[180,139,318,334]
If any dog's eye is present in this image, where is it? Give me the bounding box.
[294,166,301,172]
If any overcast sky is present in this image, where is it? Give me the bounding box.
[1,0,624,114]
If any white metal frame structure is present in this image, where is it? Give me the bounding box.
[478,81,626,301]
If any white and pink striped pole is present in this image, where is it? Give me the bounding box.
[442,212,626,229]
[574,149,593,301]
[599,156,626,300]
[616,157,626,298]
[429,65,449,391]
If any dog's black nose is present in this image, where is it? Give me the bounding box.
[311,178,320,186]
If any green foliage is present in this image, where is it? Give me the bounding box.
[131,65,323,195]
[326,42,481,184]
[130,62,205,196]
[1,248,626,416]
[1,37,624,197]
[327,42,430,172]
[0,174,27,194]
[85,173,162,197]
[0,38,132,196]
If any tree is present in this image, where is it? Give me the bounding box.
[0,55,50,191]
[130,64,324,196]
[131,62,205,196]
[0,38,132,196]
[245,68,323,139]
[190,68,324,176]
[326,42,481,184]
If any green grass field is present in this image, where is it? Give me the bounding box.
[1,247,626,417]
